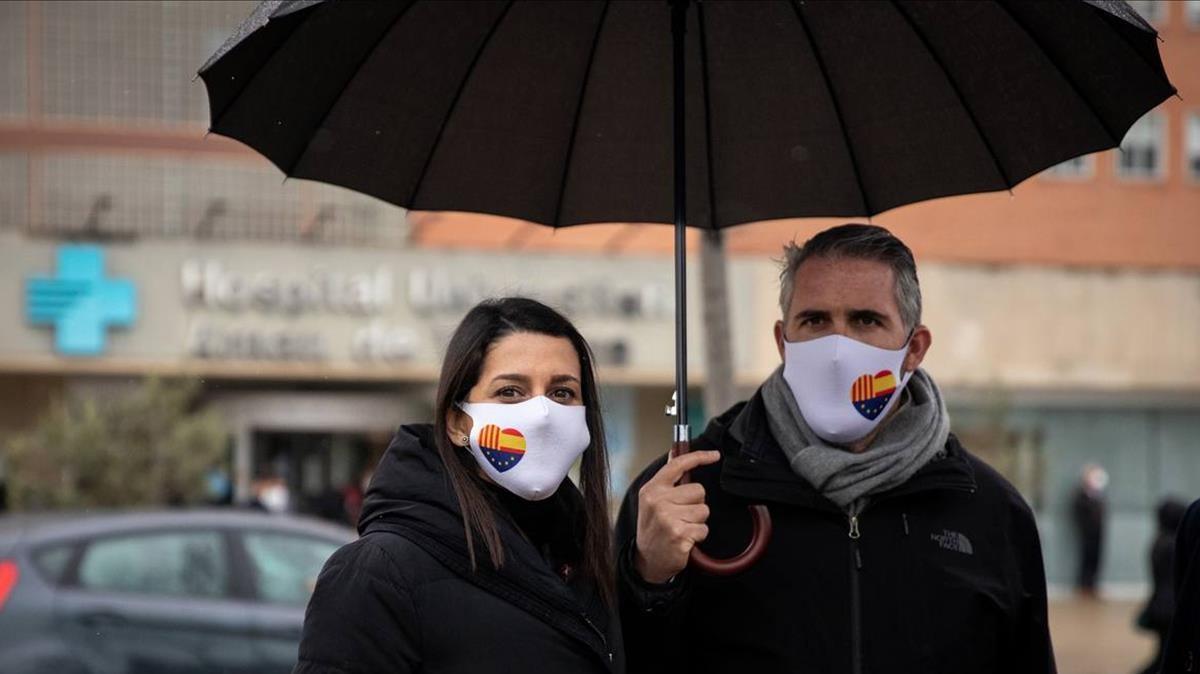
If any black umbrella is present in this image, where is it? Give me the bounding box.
[200,0,1175,574]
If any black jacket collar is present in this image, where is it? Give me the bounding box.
[358,424,613,665]
[704,391,977,512]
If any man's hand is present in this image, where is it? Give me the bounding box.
[634,450,722,584]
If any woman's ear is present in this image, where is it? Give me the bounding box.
[446,407,473,447]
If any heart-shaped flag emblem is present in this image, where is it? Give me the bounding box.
[477,424,526,472]
[850,370,897,420]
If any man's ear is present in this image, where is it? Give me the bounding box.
[446,407,473,447]
[903,325,932,374]
[774,320,786,362]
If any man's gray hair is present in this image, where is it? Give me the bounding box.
[778,224,922,331]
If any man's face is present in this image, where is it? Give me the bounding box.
[774,255,931,373]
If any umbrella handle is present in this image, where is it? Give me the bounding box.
[671,440,773,576]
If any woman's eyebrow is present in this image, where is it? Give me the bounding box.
[548,374,581,385]
[489,373,531,385]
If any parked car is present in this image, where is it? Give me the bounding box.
[0,509,355,674]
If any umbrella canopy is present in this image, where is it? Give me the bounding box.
[201,0,1174,229]
[200,0,1175,575]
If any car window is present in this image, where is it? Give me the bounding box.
[32,544,75,585]
[242,532,339,605]
[78,531,228,599]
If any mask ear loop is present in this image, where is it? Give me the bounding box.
[453,401,472,447]
[899,325,918,379]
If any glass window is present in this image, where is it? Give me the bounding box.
[1188,114,1200,182]
[0,153,28,231]
[243,532,339,606]
[32,544,75,586]
[1127,0,1165,25]
[78,531,228,599]
[0,2,25,119]
[40,1,255,125]
[1116,112,1166,181]
[1042,155,1094,181]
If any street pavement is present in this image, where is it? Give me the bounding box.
[1050,598,1158,674]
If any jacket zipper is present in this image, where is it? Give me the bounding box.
[582,613,613,665]
[848,511,863,674]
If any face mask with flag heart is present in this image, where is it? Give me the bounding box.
[456,396,590,501]
[782,333,914,444]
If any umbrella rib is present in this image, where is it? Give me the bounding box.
[889,1,1013,190]
[551,0,612,228]
[203,1,324,129]
[1086,1,1177,95]
[993,0,1119,145]
[787,0,872,216]
[697,1,718,230]
[409,0,517,208]
[283,1,417,177]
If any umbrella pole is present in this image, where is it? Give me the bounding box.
[671,0,689,446]
[669,0,773,578]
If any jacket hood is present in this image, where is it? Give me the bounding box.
[358,424,463,537]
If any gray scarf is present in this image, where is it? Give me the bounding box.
[758,366,949,509]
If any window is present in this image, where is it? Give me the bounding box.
[0,2,25,118]
[78,531,228,599]
[243,532,339,605]
[1187,0,1200,27]
[32,544,75,586]
[1116,112,1166,180]
[1127,0,1165,25]
[1188,114,1200,182]
[1042,155,1094,181]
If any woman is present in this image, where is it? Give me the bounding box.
[295,297,622,674]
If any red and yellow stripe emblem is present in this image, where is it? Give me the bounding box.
[479,425,526,454]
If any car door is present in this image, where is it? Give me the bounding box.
[55,528,258,674]
[234,530,342,673]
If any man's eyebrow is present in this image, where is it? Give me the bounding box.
[848,308,889,322]
[792,309,830,322]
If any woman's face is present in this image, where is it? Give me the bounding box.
[447,331,583,445]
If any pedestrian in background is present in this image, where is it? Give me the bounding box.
[1137,498,1188,674]
[1073,463,1109,597]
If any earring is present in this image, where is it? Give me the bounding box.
[460,435,470,446]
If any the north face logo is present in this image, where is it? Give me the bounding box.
[931,529,974,555]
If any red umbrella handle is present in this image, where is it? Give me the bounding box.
[671,439,773,576]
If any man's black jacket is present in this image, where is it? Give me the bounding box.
[1163,498,1200,673]
[295,424,622,674]
[616,393,1055,674]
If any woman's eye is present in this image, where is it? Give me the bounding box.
[496,387,523,399]
[551,388,577,401]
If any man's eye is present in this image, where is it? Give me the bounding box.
[855,316,880,326]
[800,317,825,327]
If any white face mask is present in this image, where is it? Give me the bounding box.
[457,396,591,501]
[782,334,914,444]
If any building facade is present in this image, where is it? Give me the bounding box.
[1,0,1198,592]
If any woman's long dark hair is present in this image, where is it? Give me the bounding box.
[434,297,613,606]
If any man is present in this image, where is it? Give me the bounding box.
[1071,463,1108,597]
[1163,497,1200,674]
[615,224,1055,674]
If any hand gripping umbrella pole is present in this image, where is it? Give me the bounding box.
[669,0,771,576]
